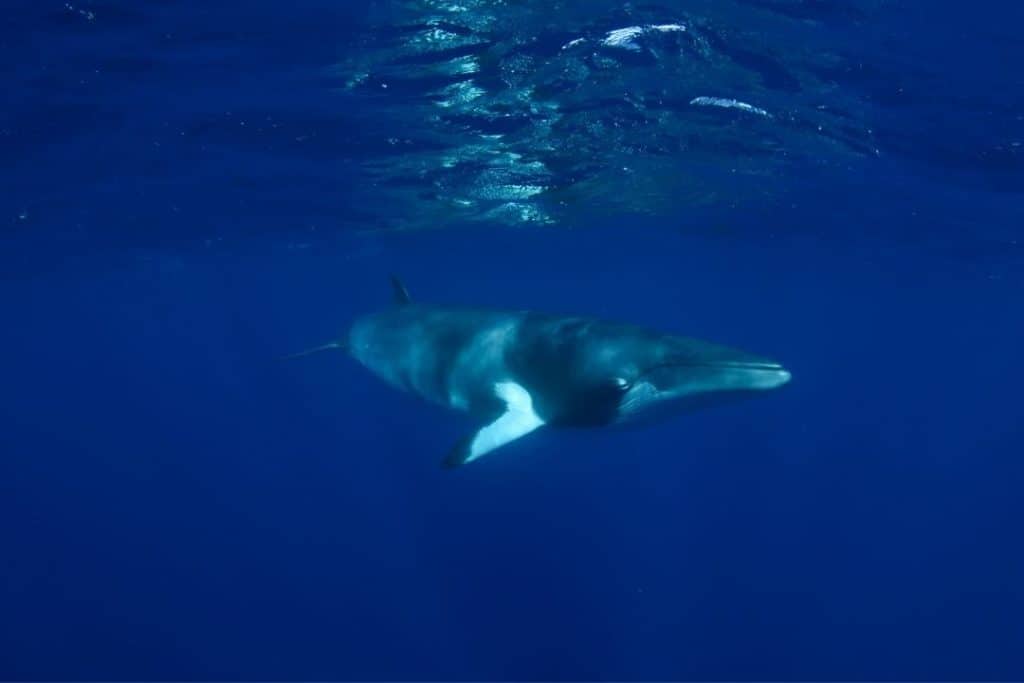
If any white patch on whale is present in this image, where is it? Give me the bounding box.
[464,382,545,463]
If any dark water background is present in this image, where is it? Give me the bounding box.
[2,1,1022,679]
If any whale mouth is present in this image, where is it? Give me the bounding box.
[697,360,786,371]
[638,359,792,389]
[645,359,787,373]
[696,360,792,386]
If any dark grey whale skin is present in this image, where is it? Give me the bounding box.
[346,302,791,432]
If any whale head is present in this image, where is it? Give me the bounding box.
[533,321,790,426]
[608,333,791,424]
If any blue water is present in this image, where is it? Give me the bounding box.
[2,1,1023,679]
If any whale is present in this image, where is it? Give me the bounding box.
[287,277,791,468]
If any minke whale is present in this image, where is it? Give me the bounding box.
[288,277,791,468]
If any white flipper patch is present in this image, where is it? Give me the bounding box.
[445,382,545,468]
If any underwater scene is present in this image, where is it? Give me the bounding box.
[2,0,1022,679]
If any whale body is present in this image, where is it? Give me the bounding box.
[291,278,790,468]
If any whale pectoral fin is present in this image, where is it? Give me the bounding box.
[442,382,545,468]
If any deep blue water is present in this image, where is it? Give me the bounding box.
[2,1,1023,679]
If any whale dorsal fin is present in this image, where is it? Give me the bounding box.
[443,382,545,468]
[390,275,411,305]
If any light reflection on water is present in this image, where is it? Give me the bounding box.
[332,0,879,229]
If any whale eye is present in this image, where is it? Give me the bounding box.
[563,377,633,426]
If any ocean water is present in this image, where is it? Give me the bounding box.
[2,0,1022,679]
